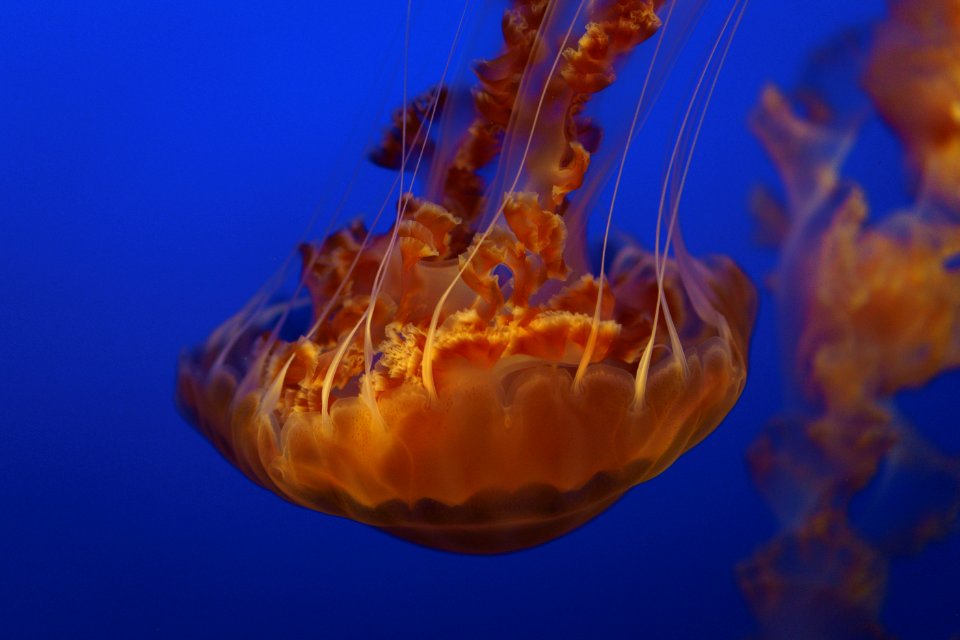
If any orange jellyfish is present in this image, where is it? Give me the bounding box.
[739,0,960,635]
[177,0,756,554]
[865,0,960,213]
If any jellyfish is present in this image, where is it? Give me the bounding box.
[177,0,756,554]
[739,1,960,635]
[864,0,960,213]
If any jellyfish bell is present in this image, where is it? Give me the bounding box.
[177,0,756,554]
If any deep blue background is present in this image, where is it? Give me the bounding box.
[2,1,957,637]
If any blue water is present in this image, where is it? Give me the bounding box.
[2,1,957,637]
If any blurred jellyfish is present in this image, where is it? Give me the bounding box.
[866,0,960,213]
[739,0,960,635]
[177,0,756,554]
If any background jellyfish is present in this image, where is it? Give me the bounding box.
[177,0,756,554]
[738,1,960,636]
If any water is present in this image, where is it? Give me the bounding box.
[2,1,956,637]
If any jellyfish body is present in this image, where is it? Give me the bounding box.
[864,0,960,212]
[177,0,756,554]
